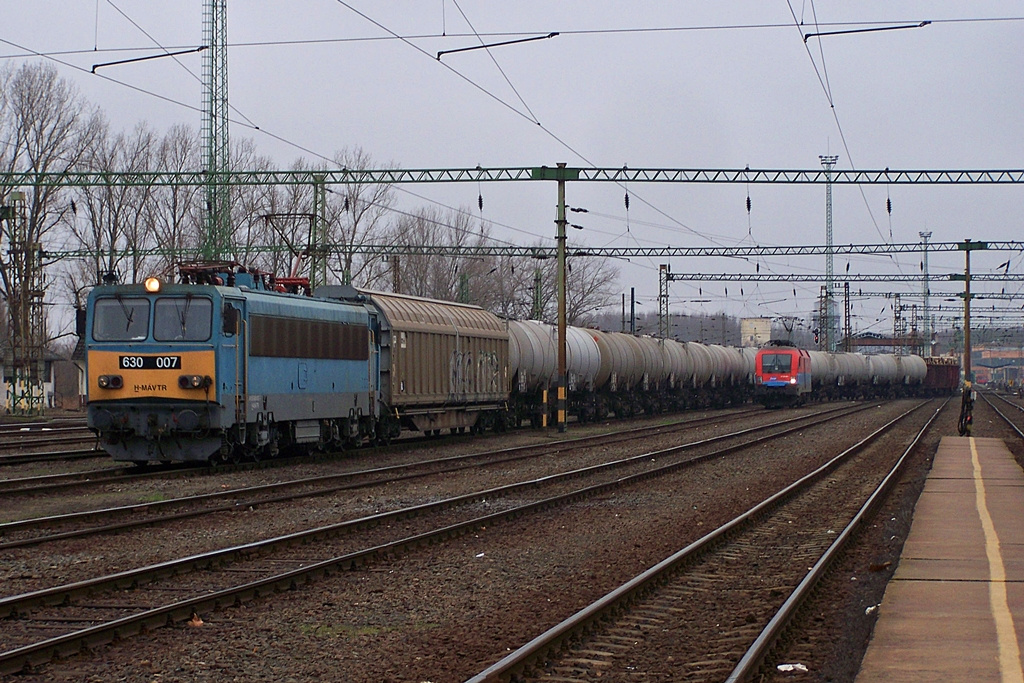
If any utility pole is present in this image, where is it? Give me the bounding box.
[555,164,568,433]
[532,268,543,319]
[843,282,851,352]
[954,239,988,435]
[893,293,904,354]
[658,264,670,339]
[919,231,932,353]
[309,175,328,289]
[202,0,230,260]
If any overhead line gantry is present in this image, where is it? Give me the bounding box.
[2,166,1023,188]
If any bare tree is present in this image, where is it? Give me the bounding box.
[0,61,103,353]
[327,147,396,286]
[386,205,497,302]
[149,123,204,275]
[527,240,620,326]
[65,121,159,288]
[226,137,279,271]
[564,248,620,326]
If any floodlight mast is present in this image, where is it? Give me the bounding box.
[202,0,230,260]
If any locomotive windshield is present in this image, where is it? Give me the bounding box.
[760,353,793,373]
[93,297,150,341]
[154,296,212,341]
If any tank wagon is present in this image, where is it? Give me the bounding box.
[507,321,752,424]
[754,342,927,407]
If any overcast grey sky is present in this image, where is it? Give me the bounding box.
[5,1,1023,333]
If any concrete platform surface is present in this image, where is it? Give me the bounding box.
[856,437,1024,682]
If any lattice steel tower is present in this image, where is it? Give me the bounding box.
[820,155,839,351]
[920,231,933,353]
[202,0,230,260]
[2,192,47,414]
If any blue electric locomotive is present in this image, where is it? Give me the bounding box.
[86,264,381,464]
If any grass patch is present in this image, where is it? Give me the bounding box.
[136,492,168,503]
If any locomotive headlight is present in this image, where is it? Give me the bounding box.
[144,277,161,293]
[98,375,123,389]
[178,375,213,390]
[790,377,798,384]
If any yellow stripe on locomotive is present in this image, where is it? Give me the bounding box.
[87,350,216,401]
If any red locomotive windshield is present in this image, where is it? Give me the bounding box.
[760,353,793,374]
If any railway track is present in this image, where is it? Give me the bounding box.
[0,423,97,455]
[0,405,767,498]
[0,402,886,674]
[465,398,942,682]
[0,406,764,495]
[0,419,87,434]
[980,391,1024,440]
[0,448,105,469]
[0,405,814,549]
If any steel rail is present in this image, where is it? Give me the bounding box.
[0,404,873,674]
[0,420,88,432]
[0,448,103,467]
[0,407,757,498]
[978,392,1024,441]
[0,406,816,549]
[464,400,933,682]
[725,400,945,682]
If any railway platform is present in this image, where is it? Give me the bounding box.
[856,437,1024,682]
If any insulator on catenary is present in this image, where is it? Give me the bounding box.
[886,197,892,214]
[746,196,751,213]
[624,192,630,210]
[478,194,483,211]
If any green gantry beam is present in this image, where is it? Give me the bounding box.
[666,273,1023,282]
[42,240,1024,261]
[3,166,1024,188]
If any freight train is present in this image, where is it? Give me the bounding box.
[83,262,936,465]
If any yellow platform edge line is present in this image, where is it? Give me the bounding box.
[971,437,1024,683]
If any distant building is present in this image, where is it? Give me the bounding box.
[740,318,771,347]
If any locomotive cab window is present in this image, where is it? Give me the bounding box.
[154,296,213,341]
[93,297,150,341]
[761,353,792,373]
